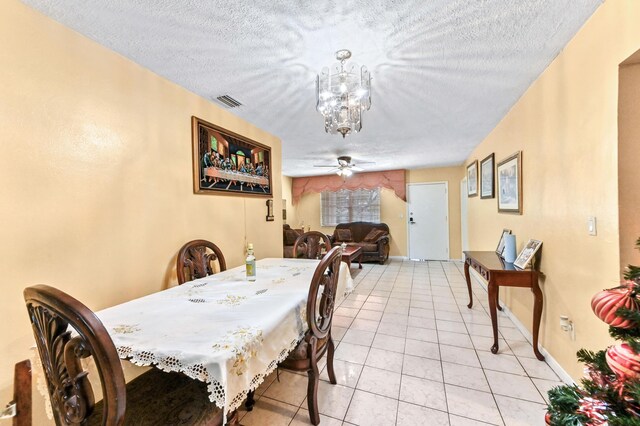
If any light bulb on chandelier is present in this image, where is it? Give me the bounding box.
[337,168,353,177]
[316,50,372,138]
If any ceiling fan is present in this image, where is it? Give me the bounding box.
[313,156,374,177]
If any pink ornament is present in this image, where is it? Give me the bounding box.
[576,397,609,425]
[606,343,640,380]
[591,283,639,329]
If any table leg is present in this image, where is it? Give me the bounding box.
[495,286,502,311]
[488,282,500,354]
[358,252,363,269]
[464,261,473,308]
[245,390,255,411]
[226,410,240,425]
[531,278,545,361]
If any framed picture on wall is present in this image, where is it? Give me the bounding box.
[480,153,495,199]
[497,151,522,213]
[467,160,478,197]
[192,116,272,196]
[514,239,543,270]
[495,228,512,256]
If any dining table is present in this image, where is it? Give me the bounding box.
[92,257,353,419]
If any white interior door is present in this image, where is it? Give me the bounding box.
[407,182,449,260]
[461,178,469,253]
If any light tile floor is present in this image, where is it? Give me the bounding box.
[238,259,564,425]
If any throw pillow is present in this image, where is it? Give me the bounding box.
[363,228,386,242]
[284,229,299,245]
[334,228,353,242]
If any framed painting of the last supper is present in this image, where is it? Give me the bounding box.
[192,116,272,196]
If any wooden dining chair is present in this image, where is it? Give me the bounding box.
[24,285,226,426]
[2,359,32,426]
[177,239,227,284]
[292,231,331,260]
[280,246,342,425]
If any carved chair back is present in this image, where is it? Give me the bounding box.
[24,285,126,425]
[293,232,331,260]
[177,239,227,284]
[306,246,342,341]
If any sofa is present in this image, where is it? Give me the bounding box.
[331,222,390,264]
[283,224,303,258]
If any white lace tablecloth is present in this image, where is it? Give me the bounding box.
[95,258,353,416]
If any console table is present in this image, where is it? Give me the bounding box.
[463,251,544,361]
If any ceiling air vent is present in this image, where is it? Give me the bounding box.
[214,95,242,108]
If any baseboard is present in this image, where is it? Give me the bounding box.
[469,270,575,385]
[394,257,464,262]
[388,256,409,260]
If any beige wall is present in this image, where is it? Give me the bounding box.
[465,0,640,379]
[0,0,282,412]
[618,58,640,273]
[292,165,463,259]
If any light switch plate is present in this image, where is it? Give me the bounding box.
[588,216,597,236]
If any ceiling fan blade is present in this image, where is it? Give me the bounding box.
[313,165,338,167]
[353,161,375,165]
[324,168,340,174]
[351,166,364,171]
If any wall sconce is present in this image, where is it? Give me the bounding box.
[266,199,274,221]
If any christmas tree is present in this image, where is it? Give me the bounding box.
[546,238,640,425]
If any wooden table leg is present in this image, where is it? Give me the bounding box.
[464,261,473,308]
[531,275,545,361]
[495,286,502,311]
[488,281,500,354]
[358,252,363,269]
[245,390,255,411]
[226,410,240,425]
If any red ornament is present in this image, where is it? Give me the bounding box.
[591,282,639,329]
[544,411,552,425]
[576,397,609,425]
[606,343,640,380]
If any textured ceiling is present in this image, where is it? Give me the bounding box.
[22,0,601,176]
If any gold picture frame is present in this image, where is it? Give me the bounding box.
[514,239,543,270]
[497,151,522,213]
[192,116,272,197]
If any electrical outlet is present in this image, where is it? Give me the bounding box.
[560,315,576,340]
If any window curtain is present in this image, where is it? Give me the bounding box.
[292,169,406,204]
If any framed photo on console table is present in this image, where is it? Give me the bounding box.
[192,116,272,196]
[514,239,543,270]
[497,151,522,214]
[495,228,512,257]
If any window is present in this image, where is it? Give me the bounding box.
[321,188,380,226]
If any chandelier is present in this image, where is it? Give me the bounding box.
[316,49,371,138]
